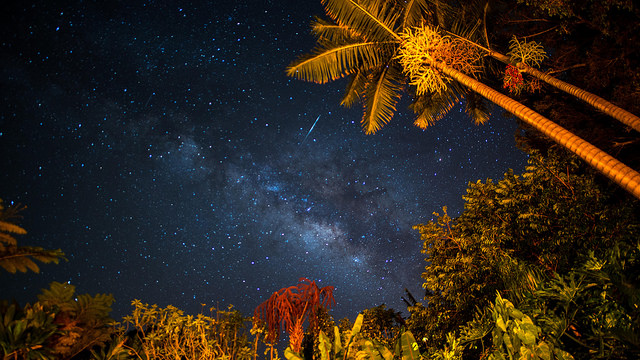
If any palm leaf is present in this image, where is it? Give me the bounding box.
[410,89,459,128]
[400,0,432,29]
[287,40,392,83]
[321,0,401,41]
[464,90,490,125]
[362,63,405,134]
[311,17,361,43]
[429,0,456,28]
[341,70,368,107]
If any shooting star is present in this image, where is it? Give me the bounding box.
[301,115,321,145]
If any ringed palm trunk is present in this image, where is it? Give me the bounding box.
[449,33,640,132]
[432,60,640,200]
[488,50,640,133]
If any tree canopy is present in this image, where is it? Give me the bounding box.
[410,149,640,358]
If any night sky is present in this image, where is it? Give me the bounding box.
[1,1,528,322]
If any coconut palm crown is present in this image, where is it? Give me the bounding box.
[398,24,640,200]
[286,0,431,134]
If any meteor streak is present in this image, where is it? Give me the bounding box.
[301,115,321,144]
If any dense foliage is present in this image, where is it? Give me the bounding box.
[1,282,115,360]
[409,150,640,359]
[2,0,639,359]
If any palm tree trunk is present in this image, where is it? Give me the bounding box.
[449,32,640,133]
[432,60,640,200]
[489,50,640,133]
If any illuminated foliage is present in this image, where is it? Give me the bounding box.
[253,277,335,351]
[122,301,256,360]
[0,282,115,360]
[0,301,57,360]
[507,36,547,68]
[398,24,482,96]
[37,281,116,359]
[359,304,403,350]
[286,0,430,134]
[0,200,65,274]
[409,150,640,358]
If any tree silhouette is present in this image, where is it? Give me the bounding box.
[253,278,335,352]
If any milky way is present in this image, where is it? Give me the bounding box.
[0,0,528,322]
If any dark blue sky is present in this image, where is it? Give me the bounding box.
[0,0,527,323]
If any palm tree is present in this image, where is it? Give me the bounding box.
[287,1,640,200]
[253,278,335,350]
[286,0,430,134]
[398,24,640,199]
[446,31,640,133]
[288,0,491,131]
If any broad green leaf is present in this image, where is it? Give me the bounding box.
[334,325,343,355]
[536,341,551,360]
[399,331,421,360]
[284,347,303,360]
[348,313,364,343]
[319,330,332,360]
[503,333,515,355]
[496,315,507,332]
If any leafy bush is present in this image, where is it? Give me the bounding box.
[410,150,640,358]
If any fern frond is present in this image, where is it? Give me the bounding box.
[0,247,65,274]
[38,281,76,306]
[0,233,18,246]
[287,40,393,83]
[361,63,405,134]
[76,293,115,323]
[321,0,401,41]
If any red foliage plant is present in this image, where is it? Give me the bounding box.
[503,64,524,94]
[253,277,335,345]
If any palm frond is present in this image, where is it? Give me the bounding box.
[410,89,459,128]
[400,0,432,28]
[341,70,368,107]
[287,40,393,83]
[361,63,405,134]
[311,17,360,43]
[321,0,401,41]
[464,90,491,125]
[429,0,456,28]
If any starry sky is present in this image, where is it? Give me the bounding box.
[0,0,528,322]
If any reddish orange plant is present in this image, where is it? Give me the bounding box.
[253,277,335,350]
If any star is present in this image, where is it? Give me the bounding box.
[0,0,528,323]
